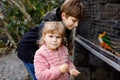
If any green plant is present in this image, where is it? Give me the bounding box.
[0,0,63,55]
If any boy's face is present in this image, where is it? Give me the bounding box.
[43,32,62,51]
[62,12,79,30]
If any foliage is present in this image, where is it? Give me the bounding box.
[0,0,63,55]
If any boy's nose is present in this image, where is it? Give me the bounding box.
[74,22,78,27]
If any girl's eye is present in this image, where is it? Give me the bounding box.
[49,35,53,38]
[56,36,61,38]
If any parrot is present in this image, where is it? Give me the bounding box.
[98,31,112,51]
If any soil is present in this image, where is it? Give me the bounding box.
[0,52,28,80]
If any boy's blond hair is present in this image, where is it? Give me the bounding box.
[38,21,65,46]
[61,0,84,20]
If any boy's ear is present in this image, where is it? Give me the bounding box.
[61,12,66,19]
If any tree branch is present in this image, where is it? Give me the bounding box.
[8,0,32,23]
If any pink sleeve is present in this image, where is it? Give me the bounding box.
[34,50,61,80]
[68,57,76,70]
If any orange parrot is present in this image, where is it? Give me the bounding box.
[98,31,112,51]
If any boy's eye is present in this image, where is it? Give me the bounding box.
[72,19,78,22]
[72,20,77,22]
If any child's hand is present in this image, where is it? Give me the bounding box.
[69,69,80,76]
[59,64,69,73]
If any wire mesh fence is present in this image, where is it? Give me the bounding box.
[77,0,120,57]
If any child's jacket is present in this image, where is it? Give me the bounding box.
[34,44,75,80]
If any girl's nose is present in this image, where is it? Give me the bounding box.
[53,37,57,41]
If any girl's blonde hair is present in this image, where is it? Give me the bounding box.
[38,21,65,46]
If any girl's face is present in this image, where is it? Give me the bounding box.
[43,32,62,51]
[62,12,79,30]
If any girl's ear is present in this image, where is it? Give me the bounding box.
[42,34,45,41]
[39,34,45,45]
[41,34,45,40]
